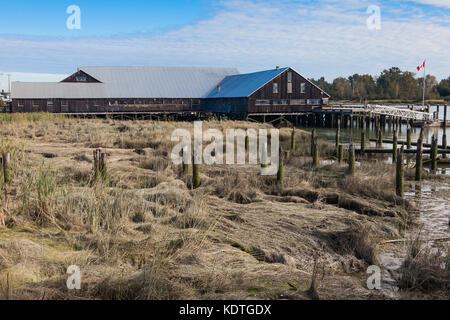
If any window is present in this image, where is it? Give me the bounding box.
[47,100,53,107]
[273,83,279,94]
[75,75,87,82]
[32,101,39,109]
[18,101,24,108]
[255,100,271,105]
[300,83,306,94]
[290,99,306,105]
[287,72,292,82]
[287,83,293,94]
[322,98,329,105]
[61,100,69,107]
[273,100,288,105]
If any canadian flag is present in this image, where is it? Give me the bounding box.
[417,60,426,71]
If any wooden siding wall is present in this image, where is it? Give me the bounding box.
[202,98,248,114]
[11,98,201,113]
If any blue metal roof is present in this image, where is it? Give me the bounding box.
[206,67,289,98]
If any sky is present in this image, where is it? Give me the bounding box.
[0,0,449,91]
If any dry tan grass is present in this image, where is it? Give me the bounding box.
[0,114,422,300]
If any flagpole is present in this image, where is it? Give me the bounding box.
[422,60,426,108]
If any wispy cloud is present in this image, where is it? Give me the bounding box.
[0,0,449,88]
[408,0,450,9]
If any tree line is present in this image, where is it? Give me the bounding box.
[310,67,450,102]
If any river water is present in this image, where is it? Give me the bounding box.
[300,106,449,298]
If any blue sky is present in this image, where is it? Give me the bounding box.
[1,0,449,91]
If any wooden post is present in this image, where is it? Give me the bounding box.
[335,127,340,155]
[443,105,447,159]
[245,135,249,152]
[377,128,383,148]
[100,152,107,180]
[2,153,11,184]
[277,147,284,182]
[192,153,201,189]
[360,131,365,156]
[431,135,438,172]
[290,127,295,152]
[312,136,319,167]
[182,146,189,175]
[396,148,404,197]
[311,128,316,156]
[415,138,423,181]
[392,129,398,164]
[338,145,344,163]
[406,126,412,149]
[419,126,424,141]
[348,144,355,175]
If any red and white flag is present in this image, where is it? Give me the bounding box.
[417,60,426,71]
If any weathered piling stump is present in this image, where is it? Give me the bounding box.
[443,105,447,158]
[347,144,355,175]
[181,146,189,175]
[311,128,316,156]
[377,128,383,148]
[2,153,11,184]
[396,148,404,197]
[338,145,344,163]
[192,153,201,189]
[335,127,340,155]
[360,132,365,156]
[245,135,249,152]
[277,147,284,182]
[419,127,424,141]
[93,149,107,181]
[290,127,296,152]
[431,135,438,172]
[312,136,319,167]
[415,138,423,181]
[406,126,412,149]
[392,130,398,164]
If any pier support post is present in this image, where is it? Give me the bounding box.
[312,137,319,167]
[277,147,284,182]
[347,144,355,175]
[360,131,365,156]
[396,148,404,197]
[393,129,398,164]
[415,138,423,181]
[377,128,383,148]
[443,105,447,158]
[290,127,296,152]
[407,126,412,150]
[338,145,344,163]
[431,135,438,172]
[311,128,316,156]
[192,153,201,189]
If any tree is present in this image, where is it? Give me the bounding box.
[437,77,450,97]
[331,77,352,100]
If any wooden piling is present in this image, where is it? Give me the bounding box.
[192,153,201,189]
[392,130,398,164]
[290,127,296,152]
[312,136,319,167]
[2,153,11,184]
[396,148,404,197]
[311,128,316,156]
[431,135,438,172]
[360,131,365,155]
[338,145,344,163]
[443,105,447,159]
[277,147,284,182]
[406,126,412,149]
[348,144,355,175]
[182,146,189,175]
[377,128,383,148]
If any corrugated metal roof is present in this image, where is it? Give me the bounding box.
[206,67,289,98]
[79,66,240,98]
[11,82,107,99]
[12,66,240,99]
